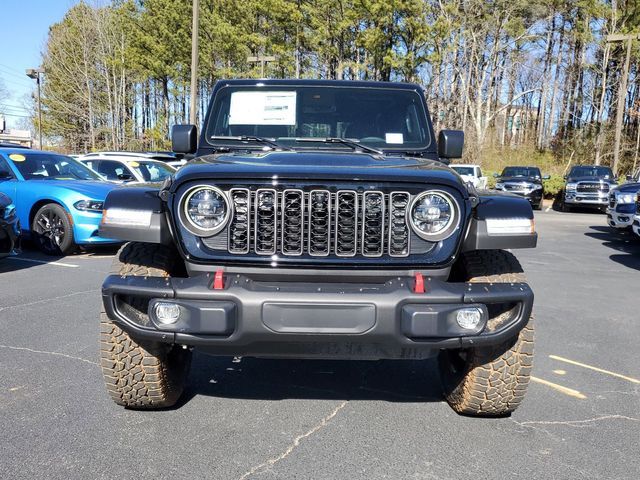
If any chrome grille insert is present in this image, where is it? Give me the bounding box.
[281,189,304,255]
[221,187,422,258]
[228,188,250,253]
[362,191,384,257]
[388,192,410,257]
[254,189,277,254]
[335,190,358,257]
[308,190,331,256]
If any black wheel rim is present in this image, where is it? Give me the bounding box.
[35,210,65,252]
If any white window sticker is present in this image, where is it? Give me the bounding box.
[229,91,297,125]
[385,133,404,144]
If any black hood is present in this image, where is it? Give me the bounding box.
[614,182,640,193]
[172,150,467,193]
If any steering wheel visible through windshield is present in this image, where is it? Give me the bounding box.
[205,85,432,152]
[9,152,102,181]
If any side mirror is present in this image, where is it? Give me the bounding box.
[626,175,633,181]
[172,124,197,154]
[563,175,568,180]
[493,172,500,178]
[117,172,133,181]
[542,175,551,180]
[0,169,12,179]
[438,130,464,162]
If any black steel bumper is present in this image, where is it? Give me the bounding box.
[102,273,534,360]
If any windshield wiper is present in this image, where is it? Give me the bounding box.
[210,135,292,151]
[295,137,383,155]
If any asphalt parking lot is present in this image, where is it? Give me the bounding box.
[1,209,638,480]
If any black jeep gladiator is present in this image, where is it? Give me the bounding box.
[99,80,536,416]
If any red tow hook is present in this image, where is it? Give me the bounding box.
[213,269,225,290]
[414,273,426,294]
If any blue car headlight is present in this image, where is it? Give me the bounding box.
[74,199,104,212]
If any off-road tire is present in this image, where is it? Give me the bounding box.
[439,250,534,416]
[100,242,191,409]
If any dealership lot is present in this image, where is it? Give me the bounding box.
[0,209,638,480]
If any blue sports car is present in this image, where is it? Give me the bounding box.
[0,147,121,255]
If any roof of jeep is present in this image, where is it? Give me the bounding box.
[214,78,423,91]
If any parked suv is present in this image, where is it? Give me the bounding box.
[562,165,617,212]
[98,80,537,416]
[494,166,547,210]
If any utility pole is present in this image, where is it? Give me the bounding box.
[606,33,640,174]
[189,0,199,125]
[26,68,45,149]
[247,55,276,78]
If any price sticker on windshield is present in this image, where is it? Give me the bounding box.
[229,91,297,125]
[9,153,26,162]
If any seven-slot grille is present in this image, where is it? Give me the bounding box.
[577,182,609,193]
[224,188,412,257]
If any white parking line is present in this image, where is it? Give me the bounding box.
[7,257,79,268]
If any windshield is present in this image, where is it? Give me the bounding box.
[128,161,175,182]
[501,167,541,177]
[205,85,431,151]
[8,152,102,181]
[452,166,474,176]
[569,166,614,178]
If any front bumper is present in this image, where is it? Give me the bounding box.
[607,209,635,228]
[102,273,534,360]
[633,217,640,237]
[565,192,608,206]
[73,210,122,245]
[502,189,543,206]
[0,216,20,258]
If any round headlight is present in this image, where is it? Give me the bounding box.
[181,186,229,235]
[409,191,459,241]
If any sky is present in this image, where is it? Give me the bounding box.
[0,0,80,130]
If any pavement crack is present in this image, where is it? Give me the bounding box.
[516,415,640,428]
[237,400,348,480]
[0,344,99,366]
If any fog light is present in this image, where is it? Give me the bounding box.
[456,308,482,330]
[154,302,181,325]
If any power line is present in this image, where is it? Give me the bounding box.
[0,112,31,118]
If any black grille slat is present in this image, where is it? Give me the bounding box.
[308,190,331,256]
[254,189,277,254]
[389,192,410,257]
[335,191,358,256]
[281,189,304,255]
[228,188,250,254]
[362,191,384,256]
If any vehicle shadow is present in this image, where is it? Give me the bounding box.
[180,353,443,404]
[0,242,119,273]
[584,226,640,271]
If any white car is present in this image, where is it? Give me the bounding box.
[450,164,487,189]
[633,215,640,238]
[79,153,176,184]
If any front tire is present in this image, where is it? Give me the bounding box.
[32,203,75,255]
[100,242,192,409]
[439,250,534,416]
